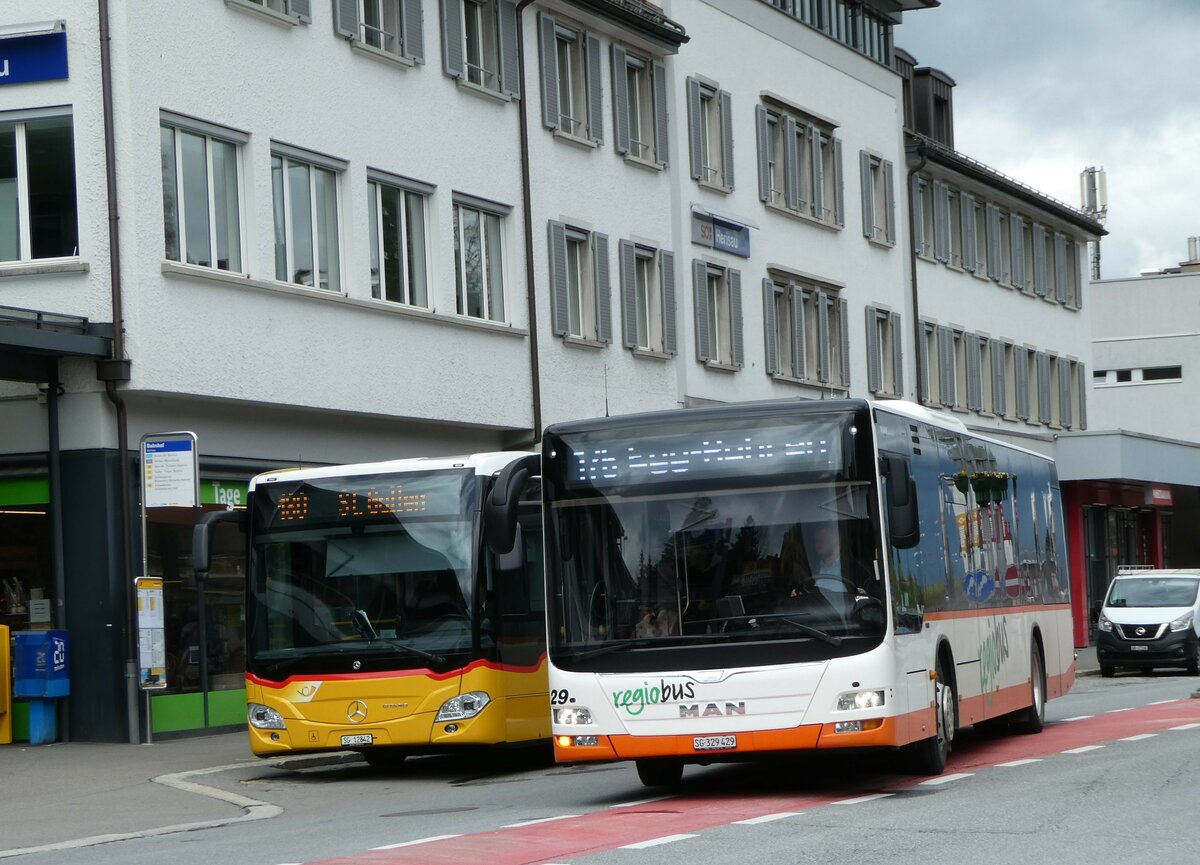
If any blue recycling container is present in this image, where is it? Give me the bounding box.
[12,630,69,745]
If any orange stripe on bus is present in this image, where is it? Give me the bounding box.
[923,603,1071,621]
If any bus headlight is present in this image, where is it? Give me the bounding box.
[248,703,286,730]
[554,706,593,725]
[436,691,491,721]
[837,689,885,711]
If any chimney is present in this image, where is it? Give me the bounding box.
[911,67,956,148]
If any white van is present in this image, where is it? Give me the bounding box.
[1096,569,1200,677]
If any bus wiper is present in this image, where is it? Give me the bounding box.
[569,634,728,662]
[758,615,843,647]
[351,609,445,664]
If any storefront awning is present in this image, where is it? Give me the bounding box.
[0,304,113,382]
[1055,429,1200,488]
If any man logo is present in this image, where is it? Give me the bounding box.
[679,702,746,718]
[347,701,368,723]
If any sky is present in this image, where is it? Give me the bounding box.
[894,0,1200,279]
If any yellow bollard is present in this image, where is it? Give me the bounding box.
[1,624,11,745]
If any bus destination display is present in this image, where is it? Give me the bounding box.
[261,471,470,529]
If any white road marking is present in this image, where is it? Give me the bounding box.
[610,796,671,808]
[734,812,805,824]
[1062,745,1105,754]
[1170,723,1200,731]
[1106,707,1134,714]
[833,793,894,805]
[996,758,1043,768]
[1061,715,1094,722]
[1149,699,1179,705]
[919,772,973,786]
[371,835,463,850]
[620,834,698,849]
[501,815,580,829]
[1119,734,1157,742]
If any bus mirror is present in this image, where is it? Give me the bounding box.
[882,456,920,550]
[497,524,523,572]
[484,455,540,555]
[192,509,247,583]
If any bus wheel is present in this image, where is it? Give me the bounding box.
[904,657,955,775]
[1012,643,1046,734]
[635,759,684,787]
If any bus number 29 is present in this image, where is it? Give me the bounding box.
[550,689,574,705]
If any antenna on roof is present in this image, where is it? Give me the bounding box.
[1080,166,1108,280]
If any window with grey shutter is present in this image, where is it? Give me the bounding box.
[547,220,569,336]
[911,177,925,255]
[611,45,629,154]
[1037,352,1052,423]
[966,333,982,411]
[859,151,874,239]
[833,137,845,228]
[1032,225,1047,297]
[991,342,1007,417]
[652,60,668,167]
[1054,233,1068,303]
[933,181,949,262]
[791,285,806,379]
[891,311,903,395]
[585,35,603,144]
[594,233,611,343]
[1010,216,1025,289]
[985,204,1000,280]
[619,239,636,347]
[1059,359,1073,428]
[660,250,677,355]
[883,159,895,244]
[810,126,823,218]
[440,0,464,78]
[755,106,771,202]
[498,0,520,96]
[865,307,882,392]
[538,13,559,130]
[720,90,734,189]
[692,260,710,362]
[730,268,744,368]
[785,117,801,210]
[333,0,358,38]
[1077,362,1087,430]
[288,0,312,22]
[938,326,954,406]
[401,0,424,61]
[816,293,831,383]
[763,279,779,375]
[686,78,703,180]
[1015,347,1030,420]
[918,323,933,404]
[960,193,976,272]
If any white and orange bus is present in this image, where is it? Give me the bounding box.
[196,452,546,766]
[539,398,1074,785]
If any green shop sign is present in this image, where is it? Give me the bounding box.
[200,480,248,507]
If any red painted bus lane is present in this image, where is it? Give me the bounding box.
[308,698,1200,865]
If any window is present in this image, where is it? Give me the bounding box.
[538,14,601,143]
[1036,351,1053,424]
[1063,237,1081,308]
[763,277,797,378]
[618,240,676,354]
[453,197,507,322]
[992,339,1012,418]
[547,220,611,342]
[912,176,933,258]
[161,115,244,272]
[1021,220,1035,294]
[271,147,343,290]
[973,199,987,275]
[947,190,963,268]
[811,127,843,225]
[1094,365,1182,385]
[859,152,894,244]
[687,77,734,190]
[922,323,961,408]
[756,103,842,225]
[1032,224,1050,298]
[692,260,742,367]
[0,113,78,263]
[613,46,667,166]
[1014,346,1033,421]
[228,0,312,22]
[768,279,848,387]
[865,306,902,396]
[442,0,520,96]
[997,210,1012,284]
[334,0,425,63]
[367,173,431,306]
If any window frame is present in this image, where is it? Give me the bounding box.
[270,145,345,292]
[612,47,667,167]
[539,14,602,144]
[618,239,676,355]
[547,219,611,343]
[865,305,903,397]
[692,259,742,368]
[859,151,894,245]
[453,195,509,323]
[0,110,80,265]
[757,102,842,226]
[367,170,433,308]
[687,76,734,191]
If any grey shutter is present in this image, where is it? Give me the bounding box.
[719,90,734,190]
[966,333,982,411]
[730,268,744,368]
[686,78,703,180]
[538,13,560,130]
[810,126,823,218]
[838,297,851,387]
[960,193,976,272]
[791,286,806,379]
[763,279,779,375]
[1015,348,1030,420]
[611,45,629,154]
[547,221,569,336]
[660,251,677,355]
[333,0,358,38]
[1077,362,1087,430]
[918,325,931,403]
[985,204,1000,280]
[911,177,925,255]
[933,180,949,262]
[1037,352,1052,423]
[883,159,895,243]
[652,60,668,167]
[784,116,801,210]
[833,137,845,227]
[440,0,465,78]
[586,34,603,144]
[938,326,953,406]
[499,0,520,97]
[891,311,904,395]
[1010,216,1025,289]
[816,293,831,383]
[755,106,771,202]
[865,307,882,393]
[992,343,1007,417]
[402,0,424,62]
[1054,233,1069,303]
[594,233,612,343]
[287,0,312,23]
[692,260,710,362]
[1060,359,1073,428]
[1032,224,1047,297]
[619,239,637,347]
[860,151,874,239]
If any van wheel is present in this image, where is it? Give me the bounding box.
[1100,664,1115,678]
[1012,643,1046,734]
[635,759,684,787]
[904,656,955,775]
[1187,638,1200,676]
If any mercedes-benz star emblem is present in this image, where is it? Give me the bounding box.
[347,701,368,723]
[352,660,362,671]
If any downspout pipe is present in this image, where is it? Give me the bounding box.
[97,0,138,744]
[516,0,542,447]
[906,139,929,403]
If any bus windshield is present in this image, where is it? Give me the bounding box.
[247,470,479,677]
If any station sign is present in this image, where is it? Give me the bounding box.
[0,28,69,86]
